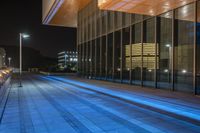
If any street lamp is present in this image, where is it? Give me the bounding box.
[8,57,12,67]
[19,33,30,87]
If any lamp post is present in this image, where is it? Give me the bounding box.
[19,33,30,87]
[8,57,12,67]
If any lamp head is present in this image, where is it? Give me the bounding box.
[22,34,30,38]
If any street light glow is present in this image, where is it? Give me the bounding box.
[22,34,30,38]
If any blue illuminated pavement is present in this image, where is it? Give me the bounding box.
[0,74,200,133]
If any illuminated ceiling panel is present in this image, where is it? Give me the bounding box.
[43,0,91,27]
[98,0,196,16]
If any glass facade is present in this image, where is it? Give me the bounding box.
[174,3,195,92]
[78,0,200,94]
[197,0,200,94]
[157,11,173,89]
[122,27,130,83]
[131,23,142,85]
[114,30,121,82]
[143,18,156,87]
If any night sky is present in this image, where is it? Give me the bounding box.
[0,0,77,58]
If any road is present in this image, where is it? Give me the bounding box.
[0,74,200,133]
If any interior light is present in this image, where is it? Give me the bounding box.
[182,69,187,74]
[165,44,171,48]
[164,69,169,73]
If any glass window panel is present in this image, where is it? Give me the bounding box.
[131,23,142,85]
[96,38,101,78]
[197,1,200,94]
[174,3,195,92]
[108,12,114,33]
[143,18,156,87]
[87,42,90,77]
[107,33,113,80]
[102,12,107,34]
[90,42,93,77]
[115,12,122,29]
[114,30,121,82]
[122,27,130,83]
[78,44,82,74]
[83,43,87,76]
[157,11,173,89]
[132,14,142,24]
[101,36,106,79]
[122,13,130,27]
[97,13,101,36]
[91,40,95,78]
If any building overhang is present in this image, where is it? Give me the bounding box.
[98,0,196,16]
[43,0,197,27]
[42,0,91,27]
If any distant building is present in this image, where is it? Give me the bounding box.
[58,51,78,70]
[0,48,6,68]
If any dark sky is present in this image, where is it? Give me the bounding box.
[0,0,77,58]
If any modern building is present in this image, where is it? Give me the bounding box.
[0,48,6,68]
[58,51,78,69]
[43,0,200,95]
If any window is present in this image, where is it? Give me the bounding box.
[131,23,142,85]
[143,18,156,87]
[122,27,130,83]
[108,12,114,33]
[96,38,101,78]
[107,33,113,80]
[197,1,200,94]
[91,40,95,78]
[87,42,91,77]
[157,11,173,89]
[174,3,195,92]
[114,30,121,82]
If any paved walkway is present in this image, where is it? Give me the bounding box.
[0,74,200,133]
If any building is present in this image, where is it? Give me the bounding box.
[58,51,78,69]
[43,0,200,95]
[0,48,6,68]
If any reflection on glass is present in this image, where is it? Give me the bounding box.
[114,30,121,82]
[174,3,194,92]
[107,33,113,80]
[101,36,106,79]
[115,12,122,29]
[157,11,172,89]
[197,1,200,94]
[102,12,107,34]
[87,42,91,77]
[91,40,95,78]
[78,45,81,74]
[122,27,130,83]
[83,43,87,76]
[131,23,142,85]
[143,18,155,87]
[96,38,101,78]
[108,12,114,33]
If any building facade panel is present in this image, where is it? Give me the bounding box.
[77,0,200,94]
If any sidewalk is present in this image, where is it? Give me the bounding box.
[48,76,200,126]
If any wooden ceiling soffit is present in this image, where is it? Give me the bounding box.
[98,0,196,16]
[43,0,91,27]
